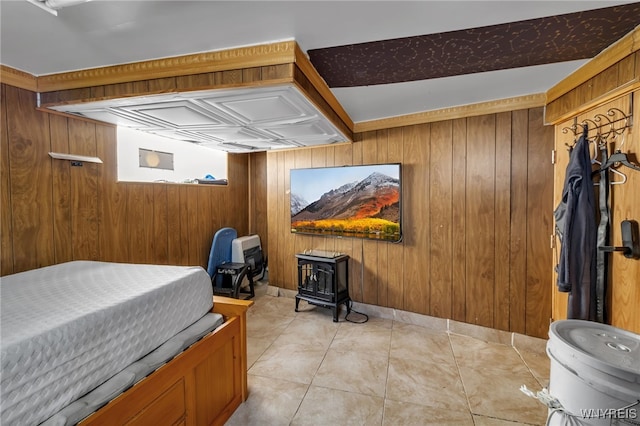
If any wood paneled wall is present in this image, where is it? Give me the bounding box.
[549,49,640,334]
[264,107,554,338]
[249,152,269,259]
[1,84,249,275]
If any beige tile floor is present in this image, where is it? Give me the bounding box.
[226,286,551,426]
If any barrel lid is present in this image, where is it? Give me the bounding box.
[549,320,640,377]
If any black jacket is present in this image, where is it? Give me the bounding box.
[554,128,597,320]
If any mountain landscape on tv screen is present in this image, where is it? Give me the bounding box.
[291,171,400,241]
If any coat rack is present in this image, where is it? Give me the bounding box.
[561,106,633,147]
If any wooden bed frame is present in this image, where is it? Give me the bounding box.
[78,296,253,426]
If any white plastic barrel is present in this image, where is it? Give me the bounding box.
[546,320,640,426]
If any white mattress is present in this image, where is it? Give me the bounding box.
[41,312,224,426]
[0,261,214,426]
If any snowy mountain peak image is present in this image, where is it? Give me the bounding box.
[290,165,401,241]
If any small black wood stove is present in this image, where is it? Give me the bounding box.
[295,251,350,322]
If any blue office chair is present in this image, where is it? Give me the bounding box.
[207,227,254,299]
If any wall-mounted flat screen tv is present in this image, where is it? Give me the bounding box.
[290,163,402,242]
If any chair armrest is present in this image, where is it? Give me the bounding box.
[212,296,253,317]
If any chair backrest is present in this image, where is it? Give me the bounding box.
[206,227,238,277]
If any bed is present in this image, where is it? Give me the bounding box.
[0,261,252,426]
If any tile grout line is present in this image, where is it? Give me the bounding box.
[380,319,396,426]
[247,297,311,425]
[288,310,343,425]
[446,330,477,424]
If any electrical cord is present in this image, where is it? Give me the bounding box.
[521,386,640,426]
[342,242,370,324]
[344,299,368,323]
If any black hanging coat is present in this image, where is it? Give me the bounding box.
[554,127,597,321]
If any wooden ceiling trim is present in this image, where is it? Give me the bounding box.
[41,68,293,107]
[354,93,546,133]
[546,25,640,105]
[545,78,639,125]
[294,44,354,130]
[36,41,298,93]
[291,78,352,142]
[0,65,38,92]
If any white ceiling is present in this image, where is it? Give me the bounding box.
[0,0,635,124]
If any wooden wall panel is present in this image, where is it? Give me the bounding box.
[69,120,100,261]
[349,138,364,303]
[402,124,430,316]
[166,185,184,264]
[265,109,554,337]
[465,115,496,328]
[1,84,250,277]
[387,127,404,310]
[186,186,201,266]
[0,84,13,275]
[49,114,73,264]
[275,151,287,289]
[551,122,570,325]
[142,185,156,263]
[196,186,213,264]
[225,154,250,235]
[126,184,146,264]
[97,124,129,263]
[361,131,379,305]
[525,108,554,338]
[266,152,279,286]
[509,109,530,335]
[283,150,296,291]
[494,112,512,331]
[429,121,453,319]
[451,118,467,322]
[376,130,389,307]
[248,151,268,261]
[611,91,640,332]
[6,86,54,272]
[153,185,169,264]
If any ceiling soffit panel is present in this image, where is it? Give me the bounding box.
[117,100,241,129]
[34,40,353,152]
[195,86,319,125]
[259,120,340,141]
[308,3,640,87]
[47,84,349,152]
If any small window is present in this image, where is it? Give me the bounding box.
[117,127,227,184]
[139,148,174,170]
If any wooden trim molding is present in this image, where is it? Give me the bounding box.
[545,79,640,125]
[354,93,546,132]
[0,65,38,92]
[36,41,298,92]
[39,77,295,108]
[294,44,354,130]
[546,25,640,104]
